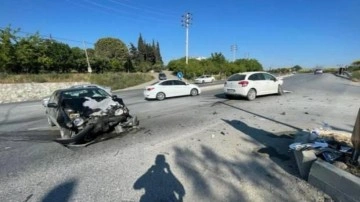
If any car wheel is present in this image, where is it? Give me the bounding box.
[247,89,256,101]
[47,116,55,127]
[277,85,284,95]
[60,127,75,139]
[156,92,166,101]
[190,88,198,96]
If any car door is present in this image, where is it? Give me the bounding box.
[159,80,175,97]
[47,91,60,125]
[173,80,189,96]
[263,73,278,94]
[248,73,266,95]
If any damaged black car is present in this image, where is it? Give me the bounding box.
[44,87,139,144]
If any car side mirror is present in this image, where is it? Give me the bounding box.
[112,95,118,99]
[47,103,58,108]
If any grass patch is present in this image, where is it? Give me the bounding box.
[90,73,154,89]
[0,73,154,89]
[352,70,360,82]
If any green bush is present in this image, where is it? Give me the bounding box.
[352,70,360,81]
[0,72,154,89]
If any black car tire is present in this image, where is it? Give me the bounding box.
[156,92,165,101]
[277,85,284,95]
[247,89,256,101]
[190,88,198,96]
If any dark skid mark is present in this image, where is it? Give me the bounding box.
[0,130,59,142]
[23,194,33,202]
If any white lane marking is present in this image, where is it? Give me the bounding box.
[17,104,42,109]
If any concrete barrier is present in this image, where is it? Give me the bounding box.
[308,159,360,202]
[293,150,317,179]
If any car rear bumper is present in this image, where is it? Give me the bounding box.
[144,90,156,99]
[223,87,248,96]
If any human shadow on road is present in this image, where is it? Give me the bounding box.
[42,179,77,202]
[133,154,185,202]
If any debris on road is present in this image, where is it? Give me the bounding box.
[281,112,286,115]
[290,128,360,177]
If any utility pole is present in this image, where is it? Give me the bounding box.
[182,12,192,65]
[83,41,92,73]
[230,44,238,62]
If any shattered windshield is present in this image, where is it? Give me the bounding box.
[62,89,110,98]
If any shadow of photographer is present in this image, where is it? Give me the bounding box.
[133,154,185,202]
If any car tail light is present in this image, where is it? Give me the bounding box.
[147,87,155,91]
[238,80,249,87]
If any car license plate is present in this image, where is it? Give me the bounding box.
[227,89,235,93]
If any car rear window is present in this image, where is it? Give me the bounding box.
[227,74,246,81]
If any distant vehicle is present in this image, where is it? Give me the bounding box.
[194,75,215,84]
[314,69,323,74]
[223,71,284,101]
[44,87,138,144]
[144,79,201,101]
[158,72,167,80]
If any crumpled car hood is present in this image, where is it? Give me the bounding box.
[83,97,120,116]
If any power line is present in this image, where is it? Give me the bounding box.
[0,26,94,45]
[106,0,179,18]
[72,0,178,25]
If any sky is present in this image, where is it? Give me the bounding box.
[1,0,359,69]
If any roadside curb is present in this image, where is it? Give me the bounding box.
[308,159,360,202]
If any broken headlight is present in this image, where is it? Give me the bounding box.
[73,117,84,127]
[65,109,80,120]
[115,108,124,116]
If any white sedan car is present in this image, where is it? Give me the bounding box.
[224,71,284,101]
[194,75,215,84]
[144,80,201,100]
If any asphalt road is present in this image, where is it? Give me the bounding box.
[0,73,359,202]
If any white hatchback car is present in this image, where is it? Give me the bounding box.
[224,72,284,101]
[144,80,201,100]
[194,75,215,84]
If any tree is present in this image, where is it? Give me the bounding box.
[14,33,44,73]
[155,42,163,64]
[234,58,263,71]
[0,26,18,73]
[137,34,146,62]
[69,47,87,73]
[292,65,302,71]
[210,52,226,64]
[94,37,128,71]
